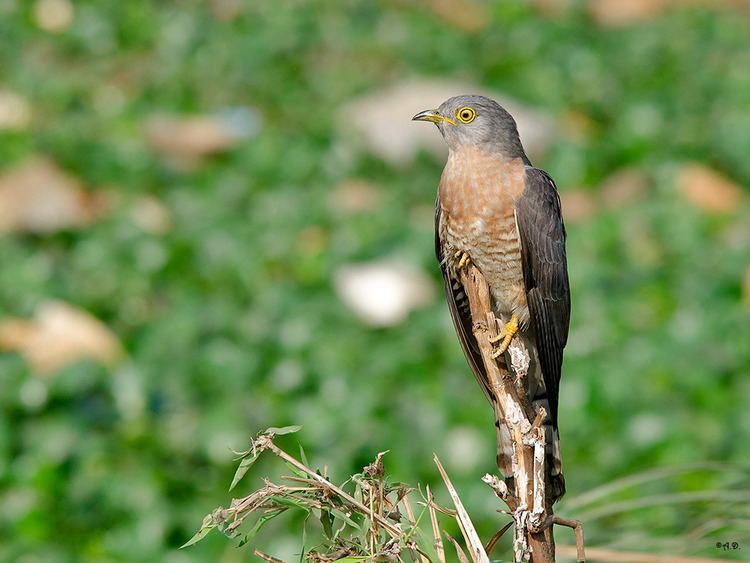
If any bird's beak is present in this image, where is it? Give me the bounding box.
[412,109,456,126]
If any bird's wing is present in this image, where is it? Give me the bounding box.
[515,166,570,427]
[435,202,493,404]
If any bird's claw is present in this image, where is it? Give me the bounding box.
[455,250,472,270]
[490,314,520,358]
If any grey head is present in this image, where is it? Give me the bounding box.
[413,95,529,162]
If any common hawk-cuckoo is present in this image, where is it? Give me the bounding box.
[414,95,569,502]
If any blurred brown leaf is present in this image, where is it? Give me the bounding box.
[130,195,172,234]
[0,89,32,131]
[33,0,74,32]
[588,0,670,26]
[145,115,236,160]
[210,0,242,21]
[0,157,107,234]
[144,109,260,168]
[560,188,597,224]
[329,179,382,215]
[600,167,649,209]
[0,301,122,375]
[428,0,490,31]
[676,163,745,214]
[589,0,746,27]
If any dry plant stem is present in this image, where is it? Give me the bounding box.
[427,486,446,563]
[485,521,514,555]
[399,493,418,526]
[444,531,472,563]
[552,517,585,562]
[433,454,490,563]
[264,440,402,537]
[459,265,555,563]
[400,494,430,563]
[254,548,285,563]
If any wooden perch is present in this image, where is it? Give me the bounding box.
[458,264,581,563]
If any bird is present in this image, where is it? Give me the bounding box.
[413,95,569,503]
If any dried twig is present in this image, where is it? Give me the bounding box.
[444,530,472,563]
[254,548,285,563]
[459,264,557,562]
[485,521,513,555]
[427,486,446,563]
[433,454,490,563]
[553,516,585,562]
[399,493,430,563]
[265,439,402,537]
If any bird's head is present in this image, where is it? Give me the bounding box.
[412,94,526,160]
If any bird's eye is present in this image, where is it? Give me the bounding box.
[456,106,476,124]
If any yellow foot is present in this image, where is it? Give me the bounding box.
[490,314,520,358]
[454,250,472,270]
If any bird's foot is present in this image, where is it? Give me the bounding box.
[490,314,520,358]
[454,250,472,270]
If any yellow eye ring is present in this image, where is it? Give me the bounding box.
[456,106,476,124]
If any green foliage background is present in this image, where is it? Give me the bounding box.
[1,1,749,561]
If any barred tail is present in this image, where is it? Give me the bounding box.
[494,401,565,504]
[495,334,565,504]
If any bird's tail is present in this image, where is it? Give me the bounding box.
[495,345,565,504]
[495,405,565,504]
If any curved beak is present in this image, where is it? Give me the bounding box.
[412,109,456,126]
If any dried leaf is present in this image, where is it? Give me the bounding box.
[588,0,742,27]
[560,189,597,224]
[33,0,74,32]
[443,531,471,563]
[676,163,744,214]
[0,90,32,131]
[428,0,489,31]
[0,301,122,375]
[433,455,489,563]
[0,157,108,234]
[144,108,260,167]
[600,167,648,209]
[210,0,241,21]
[329,180,382,215]
[130,195,172,234]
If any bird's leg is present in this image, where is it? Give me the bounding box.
[454,249,472,270]
[490,314,520,358]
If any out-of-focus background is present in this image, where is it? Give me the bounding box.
[1,0,749,561]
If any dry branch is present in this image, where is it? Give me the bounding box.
[434,454,490,563]
[427,486,447,563]
[459,264,568,562]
